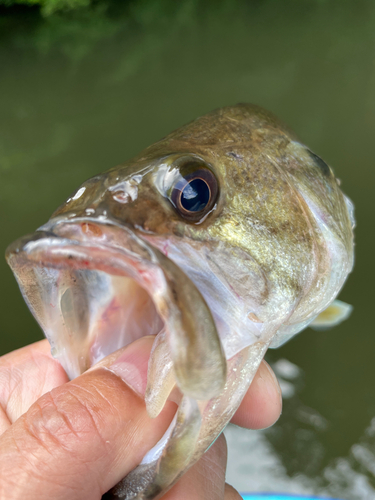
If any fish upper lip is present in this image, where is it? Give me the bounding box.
[7,216,162,270]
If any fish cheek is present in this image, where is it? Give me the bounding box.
[206,244,268,312]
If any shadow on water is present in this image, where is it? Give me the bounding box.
[0,1,374,498]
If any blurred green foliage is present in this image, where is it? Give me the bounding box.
[0,0,91,16]
[0,0,240,59]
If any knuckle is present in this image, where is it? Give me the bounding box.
[22,383,110,458]
[1,382,111,498]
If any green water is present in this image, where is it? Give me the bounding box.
[0,1,374,498]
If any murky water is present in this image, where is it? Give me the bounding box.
[1,1,374,497]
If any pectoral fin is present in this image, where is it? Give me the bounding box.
[310,300,353,330]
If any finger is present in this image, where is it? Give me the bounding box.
[230,359,282,430]
[0,336,281,436]
[0,339,68,433]
[224,483,243,499]
[0,336,176,500]
[162,433,227,500]
[0,338,55,368]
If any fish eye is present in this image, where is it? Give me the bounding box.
[169,161,219,222]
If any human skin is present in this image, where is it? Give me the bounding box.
[0,336,281,500]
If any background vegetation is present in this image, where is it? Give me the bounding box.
[0,0,92,17]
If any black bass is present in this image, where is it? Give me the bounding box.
[6,104,354,499]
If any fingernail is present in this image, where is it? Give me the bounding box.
[260,360,282,405]
[107,336,155,397]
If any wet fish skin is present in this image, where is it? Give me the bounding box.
[55,104,353,329]
[6,104,354,499]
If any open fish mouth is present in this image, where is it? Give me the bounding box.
[6,217,227,403]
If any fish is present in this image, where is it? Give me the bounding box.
[6,104,355,499]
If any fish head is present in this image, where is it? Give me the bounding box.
[6,104,355,500]
[6,103,354,401]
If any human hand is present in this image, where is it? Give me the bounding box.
[0,337,282,500]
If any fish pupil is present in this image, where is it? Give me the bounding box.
[181,179,210,212]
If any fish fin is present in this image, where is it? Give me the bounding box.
[310,300,353,331]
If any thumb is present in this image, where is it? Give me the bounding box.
[0,336,175,500]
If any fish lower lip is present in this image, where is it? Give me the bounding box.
[6,219,227,401]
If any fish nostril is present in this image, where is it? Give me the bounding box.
[81,222,103,237]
